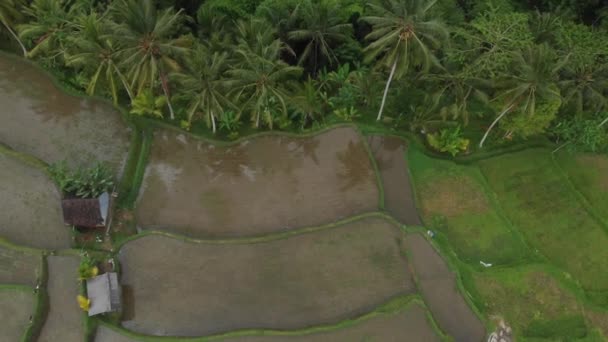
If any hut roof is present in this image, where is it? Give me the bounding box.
[61,192,110,228]
[86,272,121,316]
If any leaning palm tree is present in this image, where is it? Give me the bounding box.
[172,44,234,133]
[287,0,352,75]
[361,0,448,121]
[479,44,566,147]
[108,0,191,119]
[65,13,133,104]
[0,0,27,56]
[228,24,302,129]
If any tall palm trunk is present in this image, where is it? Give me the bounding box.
[160,71,175,120]
[377,59,397,121]
[479,104,514,148]
[211,111,217,133]
[2,21,27,57]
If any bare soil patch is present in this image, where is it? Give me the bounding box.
[419,175,489,219]
[119,217,414,336]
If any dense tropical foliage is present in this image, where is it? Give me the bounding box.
[1,0,607,153]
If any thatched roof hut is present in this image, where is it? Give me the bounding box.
[61,192,110,228]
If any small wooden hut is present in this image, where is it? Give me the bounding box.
[61,192,111,229]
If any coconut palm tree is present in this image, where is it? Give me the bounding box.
[290,77,324,128]
[361,0,448,121]
[172,44,234,133]
[0,0,27,56]
[287,0,352,75]
[18,0,83,61]
[65,13,133,104]
[479,44,566,147]
[228,22,302,129]
[108,0,191,119]
[559,64,608,117]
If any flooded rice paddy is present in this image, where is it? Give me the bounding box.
[225,303,440,342]
[95,303,440,342]
[119,217,414,336]
[38,256,83,342]
[405,233,485,342]
[0,153,71,249]
[367,135,422,225]
[0,246,41,286]
[0,54,130,170]
[0,289,36,341]
[136,127,379,237]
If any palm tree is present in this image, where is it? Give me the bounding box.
[18,0,82,61]
[108,0,191,119]
[361,0,448,121]
[290,77,324,128]
[559,64,607,117]
[0,0,27,56]
[287,0,352,74]
[65,13,133,104]
[228,22,302,129]
[172,44,234,133]
[479,44,566,147]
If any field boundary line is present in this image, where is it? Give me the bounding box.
[550,153,608,233]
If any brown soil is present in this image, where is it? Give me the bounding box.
[419,175,489,219]
[0,289,36,342]
[136,127,379,238]
[367,136,422,225]
[0,54,130,171]
[38,256,84,342]
[586,309,608,338]
[576,154,608,191]
[404,233,485,342]
[0,153,71,249]
[0,246,41,286]
[119,217,414,336]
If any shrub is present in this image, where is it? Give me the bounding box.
[426,126,470,156]
[78,255,99,280]
[48,162,114,198]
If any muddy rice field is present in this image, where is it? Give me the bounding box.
[0,52,505,342]
[136,127,379,238]
[119,217,415,336]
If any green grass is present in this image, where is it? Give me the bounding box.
[408,146,532,267]
[472,265,588,340]
[478,149,608,303]
[553,151,608,228]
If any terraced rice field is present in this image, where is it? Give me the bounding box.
[0,288,36,341]
[119,217,414,336]
[0,53,130,170]
[408,147,530,265]
[405,233,485,342]
[478,149,608,296]
[95,302,441,342]
[38,256,84,342]
[136,127,379,237]
[0,152,71,249]
[367,135,421,226]
[0,245,42,286]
